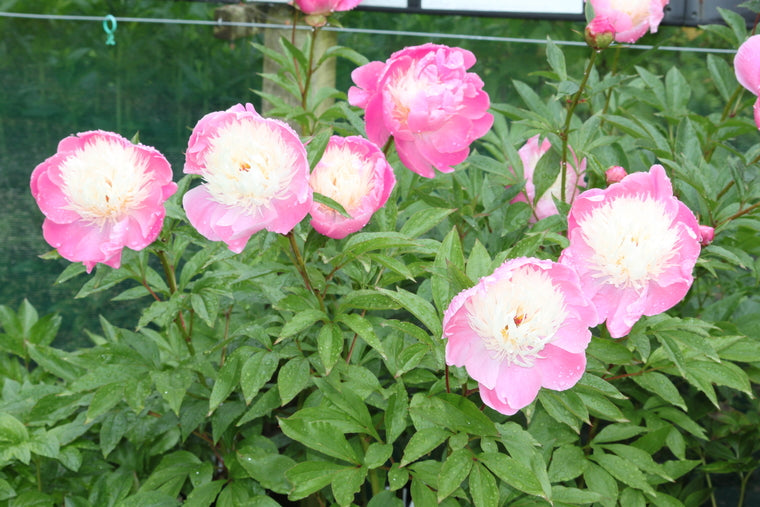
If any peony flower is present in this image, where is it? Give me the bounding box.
[605,165,628,184]
[560,165,701,338]
[292,0,362,15]
[443,257,598,415]
[183,103,312,253]
[348,43,493,178]
[734,34,760,129]
[586,0,669,44]
[509,135,587,222]
[30,130,176,273]
[309,135,396,239]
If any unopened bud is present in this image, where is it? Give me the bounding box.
[698,225,715,246]
[304,13,328,27]
[605,166,627,184]
[585,17,615,50]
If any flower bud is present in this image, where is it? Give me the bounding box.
[605,165,628,184]
[584,17,615,50]
[698,225,715,246]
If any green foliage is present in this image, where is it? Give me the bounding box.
[1,2,760,506]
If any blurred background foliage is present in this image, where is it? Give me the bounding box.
[0,0,742,350]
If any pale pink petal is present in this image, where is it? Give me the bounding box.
[734,35,760,95]
[535,345,587,391]
[491,363,543,411]
[478,383,522,415]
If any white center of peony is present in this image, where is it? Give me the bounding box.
[60,138,152,227]
[579,194,679,290]
[310,145,374,216]
[202,119,299,213]
[466,266,567,367]
[609,0,650,26]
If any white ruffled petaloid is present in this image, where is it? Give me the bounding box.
[466,266,567,368]
[61,138,151,227]
[202,120,299,213]
[578,194,679,291]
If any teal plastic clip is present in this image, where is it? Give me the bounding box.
[103,15,117,45]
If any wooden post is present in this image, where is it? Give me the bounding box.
[260,4,337,132]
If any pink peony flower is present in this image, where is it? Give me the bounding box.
[292,0,362,15]
[734,34,760,129]
[30,130,176,273]
[309,135,396,239]
[698,225,715,246]
[586,0,669,44]
[443,257,598,415]
[605,165,628,184]
[348,43,493,178]
[560,165,701,338]
[509,135,587,222]
[183,103,312,253]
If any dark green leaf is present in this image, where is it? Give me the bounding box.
[277,356,311,406]
[278,417,360,465]
[400,427,451,467]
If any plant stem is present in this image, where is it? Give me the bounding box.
[286,231,326,312]
[716,201,760,228]
[738,469,755,507]
[598,46,621,129]
[302,28,318,112]
[156,249,195,356]
[560,49,598,202]
[705,85,745,162]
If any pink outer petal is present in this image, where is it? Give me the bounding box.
[735,35,760,95]
[478,383,522,415]
[508,135,551,206]
[754,97,760,129]
[483,364,542,414]
[395,138,437,178]
[348,61,386,109]
[30,163,81,224]
[43,220,122,272]
[534,344,587,391]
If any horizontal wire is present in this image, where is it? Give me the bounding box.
[0,10,737,54]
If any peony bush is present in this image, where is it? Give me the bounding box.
[2,2,760,506]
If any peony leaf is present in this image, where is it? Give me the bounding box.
[469,462,499,507]
[277,357,311,406]
[286,461,352,501]
[437,448,473,502]
[400,427,451,467]
[278,417,360,465]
